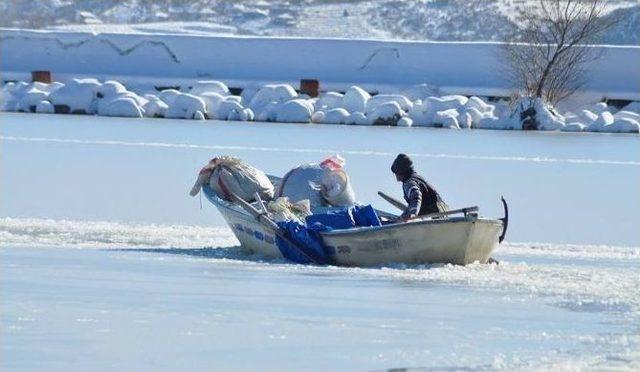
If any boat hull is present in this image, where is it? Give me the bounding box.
[203,186,503,266]
[321,217,502,266]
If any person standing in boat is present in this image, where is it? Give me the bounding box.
[391,153,448,221]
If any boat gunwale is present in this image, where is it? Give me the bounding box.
[319,216,503,236]
[202,185,254,219]
[202,185,502,237]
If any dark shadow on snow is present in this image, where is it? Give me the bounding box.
[107,246,448,271]
[108,246,285,264]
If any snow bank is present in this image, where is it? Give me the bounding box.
[2,78,638,133]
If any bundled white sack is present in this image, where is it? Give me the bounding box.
[319,155,356,207]
[276,155,355,208]
[276,163,326,206]
[189,156,274,203]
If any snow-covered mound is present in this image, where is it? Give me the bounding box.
[96,80,147,118]
[2,78,638,134]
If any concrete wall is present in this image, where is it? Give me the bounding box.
[1,29,638,100]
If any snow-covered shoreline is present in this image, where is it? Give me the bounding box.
[3,78,639,133]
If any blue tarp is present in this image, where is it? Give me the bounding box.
[275,205,381,265]
[305,205,381,230]
[351,205,382,228]
[275,221,331,264]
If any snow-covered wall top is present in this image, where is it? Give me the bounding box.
[1,29,639,100]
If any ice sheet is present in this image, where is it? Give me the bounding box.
[1,112,639,371]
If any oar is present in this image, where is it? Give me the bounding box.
[226,191,321,264]
[377,191,407,211]
[415,206,479,220]
[378,191,479,219]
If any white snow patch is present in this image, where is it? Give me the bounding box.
[276,99,313,123]
[341,86,370,113]
[366,94,413,115]
[369,101,404,125]
[142,95,169,118]
[49,78,102,114]
[401,83,440,101]
[35,100,55,114]
[97,96,144,118]
[321,108,350,124]
[190,80,230,96]
[397,116,413,127]
[346,111,370,125]
[316,91,344,110]
[248,84,298,115]
[164,92,207,120]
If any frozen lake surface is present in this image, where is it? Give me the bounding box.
[1,113,639,371]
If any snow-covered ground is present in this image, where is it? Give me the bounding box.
[1,112,639,370]
[2,0,639,45]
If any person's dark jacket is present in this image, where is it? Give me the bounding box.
[401,173,448,217]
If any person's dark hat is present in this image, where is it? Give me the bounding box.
[391,153,413,175]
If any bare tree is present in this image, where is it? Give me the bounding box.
[504,0,621,105]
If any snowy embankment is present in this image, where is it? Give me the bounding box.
[3,78,640,133]
[1,29,639,133]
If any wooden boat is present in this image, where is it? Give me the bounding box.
[201,177,508,266]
